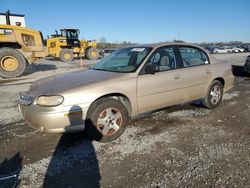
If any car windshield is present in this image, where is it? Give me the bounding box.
[91,47,152,73]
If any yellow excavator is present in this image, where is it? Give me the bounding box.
[46,29,101,62]
[0,11,48,78]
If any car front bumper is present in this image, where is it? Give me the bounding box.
[18,103,88,133]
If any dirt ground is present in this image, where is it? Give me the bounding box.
[0,53,250,188]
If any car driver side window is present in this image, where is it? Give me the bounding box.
[148,47,177,72]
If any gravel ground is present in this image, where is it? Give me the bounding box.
[0,53,250,188]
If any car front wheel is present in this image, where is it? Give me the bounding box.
[202,80,223,109]
[86,98,128,142]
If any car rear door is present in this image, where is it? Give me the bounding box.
[176,46,212,101]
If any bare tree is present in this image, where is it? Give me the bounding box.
[99,37,107,43]
[98,37,107,49]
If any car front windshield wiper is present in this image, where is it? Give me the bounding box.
[89,67,109,71]
[90,67,128,73]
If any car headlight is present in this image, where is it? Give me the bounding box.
[36,95,64,106]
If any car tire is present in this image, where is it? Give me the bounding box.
[59,49,74,62]
[202,80,223,109]
[0,48,26,78]
[86,98,128,143]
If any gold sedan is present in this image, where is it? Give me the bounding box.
[18,43,235,142]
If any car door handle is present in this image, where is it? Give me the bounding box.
[174,74,180,79]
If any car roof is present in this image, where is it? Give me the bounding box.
[131,42,205,50]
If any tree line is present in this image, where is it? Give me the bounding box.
[97,37,248,49]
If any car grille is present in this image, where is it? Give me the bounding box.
[18,92,35,105]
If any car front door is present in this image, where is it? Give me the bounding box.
[137,46,186,114]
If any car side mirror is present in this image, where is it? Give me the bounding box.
[145,64,157,74]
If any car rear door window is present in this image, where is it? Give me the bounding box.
[179,47,209,68]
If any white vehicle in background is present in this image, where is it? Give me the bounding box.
[213,47,232,54]
[231,46,245,53]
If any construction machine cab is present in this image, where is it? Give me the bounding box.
[60,29,79,40]
[60,29,80,47]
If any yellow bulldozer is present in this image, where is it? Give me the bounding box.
[46,29,101,62]
[0,11,48,78]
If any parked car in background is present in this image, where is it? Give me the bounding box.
[213,47,232,54]
[204,46,216,53]
[242,44,250,52]
[104,48,117,54]
[231,46,245,53]
[18,43,235,142]
[244,55,250,74]
[101,48,118,57]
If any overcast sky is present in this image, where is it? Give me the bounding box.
[1,0,250,43]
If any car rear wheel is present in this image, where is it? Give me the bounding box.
[0,48,26,78]
[86,98,128,142]
[202,80,223,109]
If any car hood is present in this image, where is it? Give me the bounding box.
[29,69,128,96]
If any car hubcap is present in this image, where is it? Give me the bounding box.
[96,107,122,136]
[0,56,18,71]
[210,85,221,105]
